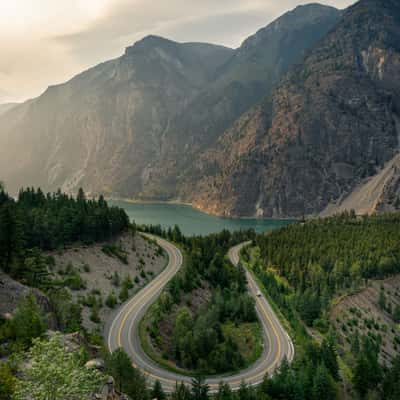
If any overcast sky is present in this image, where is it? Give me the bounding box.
[0,0,356,103]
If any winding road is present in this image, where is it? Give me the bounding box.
[107,234,294,393]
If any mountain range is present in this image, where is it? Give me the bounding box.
[1,0,399,218]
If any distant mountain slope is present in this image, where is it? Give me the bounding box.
[321,153,400,216]
[189,0,400,217]
[0,4,341,202]
[0,37,233,195]
[0,103,17,116]
[144,4,341,197]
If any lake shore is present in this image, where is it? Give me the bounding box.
[108,200,295,236]
[107,197,297,221]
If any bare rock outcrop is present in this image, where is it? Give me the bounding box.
[0,271,57,328]
[189,0,400,218]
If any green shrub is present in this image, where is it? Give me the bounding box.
[90,306,101,324]
[122,275,133,290]
[111,271,120,287]
[119,286,129,303]
[102,244,128,264]
[0,363,16,398]
[64,273,85,291]
[106,292,118,309]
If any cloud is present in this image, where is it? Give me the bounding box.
[0,0,356,102]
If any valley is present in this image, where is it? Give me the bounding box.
[1,0,400,218]
[1,1,400,399]
[0,3,344,217]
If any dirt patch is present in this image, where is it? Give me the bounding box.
[331,274,400,366]
[49,232,167,332]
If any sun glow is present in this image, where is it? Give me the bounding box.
[77,0,109,18]
[0,1,110,35]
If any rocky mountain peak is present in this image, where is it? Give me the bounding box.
[238,3,340,53]
[124,35,179,56]
[187,0,400,218]
[2,1,399,218]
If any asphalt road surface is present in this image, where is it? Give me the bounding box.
[107,235,294,393]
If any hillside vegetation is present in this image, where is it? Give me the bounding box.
[331,274,400,366]
[254,212,400,326]
[242,212,400,399]
[140,226,260,375]
[0,186,150,399]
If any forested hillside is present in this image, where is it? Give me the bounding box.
[1,187,400,399]
[242,212,400,399]
[141,226,259,374]
[0,185,139,399]
[0,186,129,280]
[254,212,400,325]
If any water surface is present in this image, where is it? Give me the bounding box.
[110,201,294,236]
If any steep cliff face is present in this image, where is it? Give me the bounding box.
[171,4,341,148]
[189,0,400,217]
[0,37,233,196]
[142,4,341,198]
[0,4,341,202]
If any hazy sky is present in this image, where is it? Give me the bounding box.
[0,0,356,103]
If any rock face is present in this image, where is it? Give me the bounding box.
[189,0,400,217]
[0,37,233,197]
[0,271,57,328]
[149,3,342,197]
[0,103,17,116]
[321,154,400,216]
[2,1,398,218]
[0,4,341,208]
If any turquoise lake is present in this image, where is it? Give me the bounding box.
[109,201,294,236]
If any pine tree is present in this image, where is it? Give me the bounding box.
[393,305,400,323]
[191,377,209,400]
[216,383,233,400]
[378,288,386,310]
[382,356,400,400]
[22,248,51,289]
[151,380,166,400]
[321,334,339,380]
[171,383,192,400]
[105,349,147,399]
[0,201,22,272]
[12,293,46,347]
[312,364,336,400]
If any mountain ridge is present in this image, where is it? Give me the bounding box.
[187,0,400,217]
[3,1,399,218]
[0,2,341,208]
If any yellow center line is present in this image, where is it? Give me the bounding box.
[113,238,287,390]
[133,283,283,389]
[117,241,178,348]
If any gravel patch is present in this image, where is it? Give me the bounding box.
[48,232,167,332]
